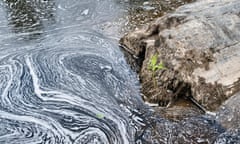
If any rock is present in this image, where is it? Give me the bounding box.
[214,95,240,144]
[214,129,240,144]
[120,0,240,110]
[216,92,240,129]
[140,116,224,143]
[153,98,203,122]
[176,116,224,144]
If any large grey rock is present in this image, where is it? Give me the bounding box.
[214,92,240,144]
[120,0,240,110]
[216,92,240,129]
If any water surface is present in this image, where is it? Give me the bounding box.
[0,0,230,143]
[0,0,150,143]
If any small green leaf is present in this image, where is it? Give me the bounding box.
[96,113,105,119]
[150,54,158,66]
[156,62,165,70]
[152,66,157,71]
[148,54,159,71]
[148,53,166,72]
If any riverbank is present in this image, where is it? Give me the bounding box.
[120,0,240,142]
[120,0,240,111]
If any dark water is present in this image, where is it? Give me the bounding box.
[0,0,237,143]
[0,0,151,143]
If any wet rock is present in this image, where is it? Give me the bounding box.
[214,92,240,143]
[120,0,240,110]
[216,92,240,129]
[122,0,195,32]
[176,117,224,144]
[140,116,224,144]
[152,97,203,122]
[214,129,240,144]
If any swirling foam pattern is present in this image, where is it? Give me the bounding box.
[0,0,148,143]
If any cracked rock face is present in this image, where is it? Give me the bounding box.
[120,0,240,110]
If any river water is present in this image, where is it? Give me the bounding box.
[0,0,151,143]
[0,0,237,144]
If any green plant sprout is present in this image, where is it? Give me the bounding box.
[148,54,165,72]
[148,54,166,87]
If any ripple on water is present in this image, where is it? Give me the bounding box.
[0,0,229,143]
[0,7,148,142]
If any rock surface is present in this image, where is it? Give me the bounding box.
[216,92,240,129]
[140,116,224,144]
[214,129,240,144]
[120,0,240,111]
[211,92,240,143]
